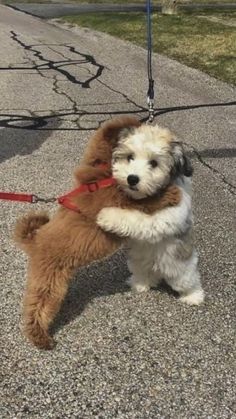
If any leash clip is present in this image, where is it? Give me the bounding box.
[147,96,154,124]
[32,195,56,204]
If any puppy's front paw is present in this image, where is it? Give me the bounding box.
[97,207,118,232]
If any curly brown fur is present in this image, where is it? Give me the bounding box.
[14,117,181,350]
[14,211,49,252]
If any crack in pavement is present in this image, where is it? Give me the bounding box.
[52,75,78,113]
[7,31,146,128]
[17,46,80,113]
[48,44,106,89]
[184,143,236,196]
[10,31,105,88]
[8,31,146,113]
[46,43,146,114]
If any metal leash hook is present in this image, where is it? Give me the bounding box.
[32,195,56,204]
[147,97,154,124]
[147,78,155,124]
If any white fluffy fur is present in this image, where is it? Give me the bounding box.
[112,125,176,199]
[97,124,204,305]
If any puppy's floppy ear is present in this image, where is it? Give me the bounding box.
[171,141,193,178]
[101,117,141,148]
[81,117,141,166]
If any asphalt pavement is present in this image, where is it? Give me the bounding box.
[0,5,235,418]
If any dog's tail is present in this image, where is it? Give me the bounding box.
[14,211,49,252]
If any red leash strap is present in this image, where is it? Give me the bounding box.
[58,177,117,212]
[0,177,117,212]
[0,192,35,203]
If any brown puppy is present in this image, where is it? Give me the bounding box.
[14,117,181,350]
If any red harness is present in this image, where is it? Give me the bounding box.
[0,177,116,212]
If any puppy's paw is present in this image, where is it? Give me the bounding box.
[180,289,205,306]
[127,276,150,293]
[97,207,125,233]
[24,325,55,350]
[97,207,116,231]
[26,333,55,350]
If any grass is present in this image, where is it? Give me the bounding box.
[62,10,236,85]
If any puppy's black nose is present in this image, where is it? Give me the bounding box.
[127,175,139,186]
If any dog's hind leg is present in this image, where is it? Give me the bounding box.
[23,259,72,349]
[127,259,159,293]
[164,255,204,306]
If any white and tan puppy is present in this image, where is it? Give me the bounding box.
[97,124,204,305]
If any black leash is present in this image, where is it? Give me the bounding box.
[146,0,155,123]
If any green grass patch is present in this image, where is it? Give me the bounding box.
[62,11,236,85]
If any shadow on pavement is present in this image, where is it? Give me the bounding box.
[52,252,177,336]
[0,118,61,164]
[1,103,235,164]
[52,253,130,334]
[1,102,235,132]
[140,100,236,122]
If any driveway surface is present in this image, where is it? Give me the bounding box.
[0,5,235,418]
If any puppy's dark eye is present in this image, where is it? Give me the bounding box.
[127,154,134,162]
[149,159,158,168]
